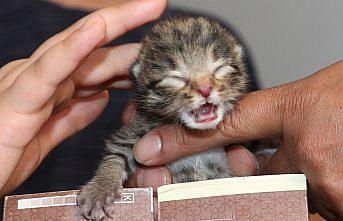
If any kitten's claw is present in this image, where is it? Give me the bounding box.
[78,183,122,221]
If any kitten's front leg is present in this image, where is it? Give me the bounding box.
[77,119,150,221]
[78,152,134,221]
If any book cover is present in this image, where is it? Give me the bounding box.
[158,174,309,221]
[3,188,153,221]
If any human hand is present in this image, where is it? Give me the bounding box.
[132,61,343,220]
[0,0,167,196]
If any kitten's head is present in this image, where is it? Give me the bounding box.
[132,16,248,130]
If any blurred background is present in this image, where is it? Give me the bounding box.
[170,0,343,88]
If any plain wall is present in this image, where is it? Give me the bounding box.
[170,0,343,88]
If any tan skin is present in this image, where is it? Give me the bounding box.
[0,0,341,220]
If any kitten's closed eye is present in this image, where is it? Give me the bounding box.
[158,76,187,89]
[158,70,187,89]
[213,65,236,80]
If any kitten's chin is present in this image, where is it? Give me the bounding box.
[181,104,225,130]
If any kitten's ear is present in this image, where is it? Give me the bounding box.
[233,44,244,59]
[131,61,142,79]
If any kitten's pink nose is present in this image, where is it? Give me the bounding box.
[197,87,213,98]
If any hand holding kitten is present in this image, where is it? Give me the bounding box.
[133,61,343,221]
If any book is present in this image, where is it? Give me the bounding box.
[158,174,308,221]
[3,188,153,221]
[3,174,309,221]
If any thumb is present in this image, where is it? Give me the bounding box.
[134,84,288,166]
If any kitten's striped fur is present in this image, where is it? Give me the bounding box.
[78,16,248,221]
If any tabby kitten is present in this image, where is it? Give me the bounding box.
[78,16,248,220]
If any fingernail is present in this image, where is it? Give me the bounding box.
[109,80,132,89]
[75,89,101,98]
[80,15,98,31]
[134,132,161,164]
[136,167,170,190]
[122,101,136,125]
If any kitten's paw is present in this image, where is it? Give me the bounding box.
[78,183,122,221]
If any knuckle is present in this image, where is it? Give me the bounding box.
[59,35,83,65]
[59,39,78,64]
[0,59,27,75]
[60,38,70,53]
[31,54,59,87]
[31,58,43,78]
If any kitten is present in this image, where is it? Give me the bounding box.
[78,16,248,220]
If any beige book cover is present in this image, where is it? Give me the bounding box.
[158,174,309,221]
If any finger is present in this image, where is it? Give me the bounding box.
[133,85,286,166]
[108,80,133,89]
[122,101,136,125]
[31,0,167,60]
[0,59,28,94]
[94,0,167,45]
[0,59,27,80]
[73,44,139,87]
[3,14,106,114]
[130,147,257,189]
[0,91,109,196]
[73,44,139,98]
[127,166,172,191]
[75,80,133,98]
[226,145,258,176]
[129,146,257,188]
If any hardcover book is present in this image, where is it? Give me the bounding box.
[158,174,309,221]
[3,188,153,221]
[3,174,309,221]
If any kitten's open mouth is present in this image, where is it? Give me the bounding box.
[190,103,218,123]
